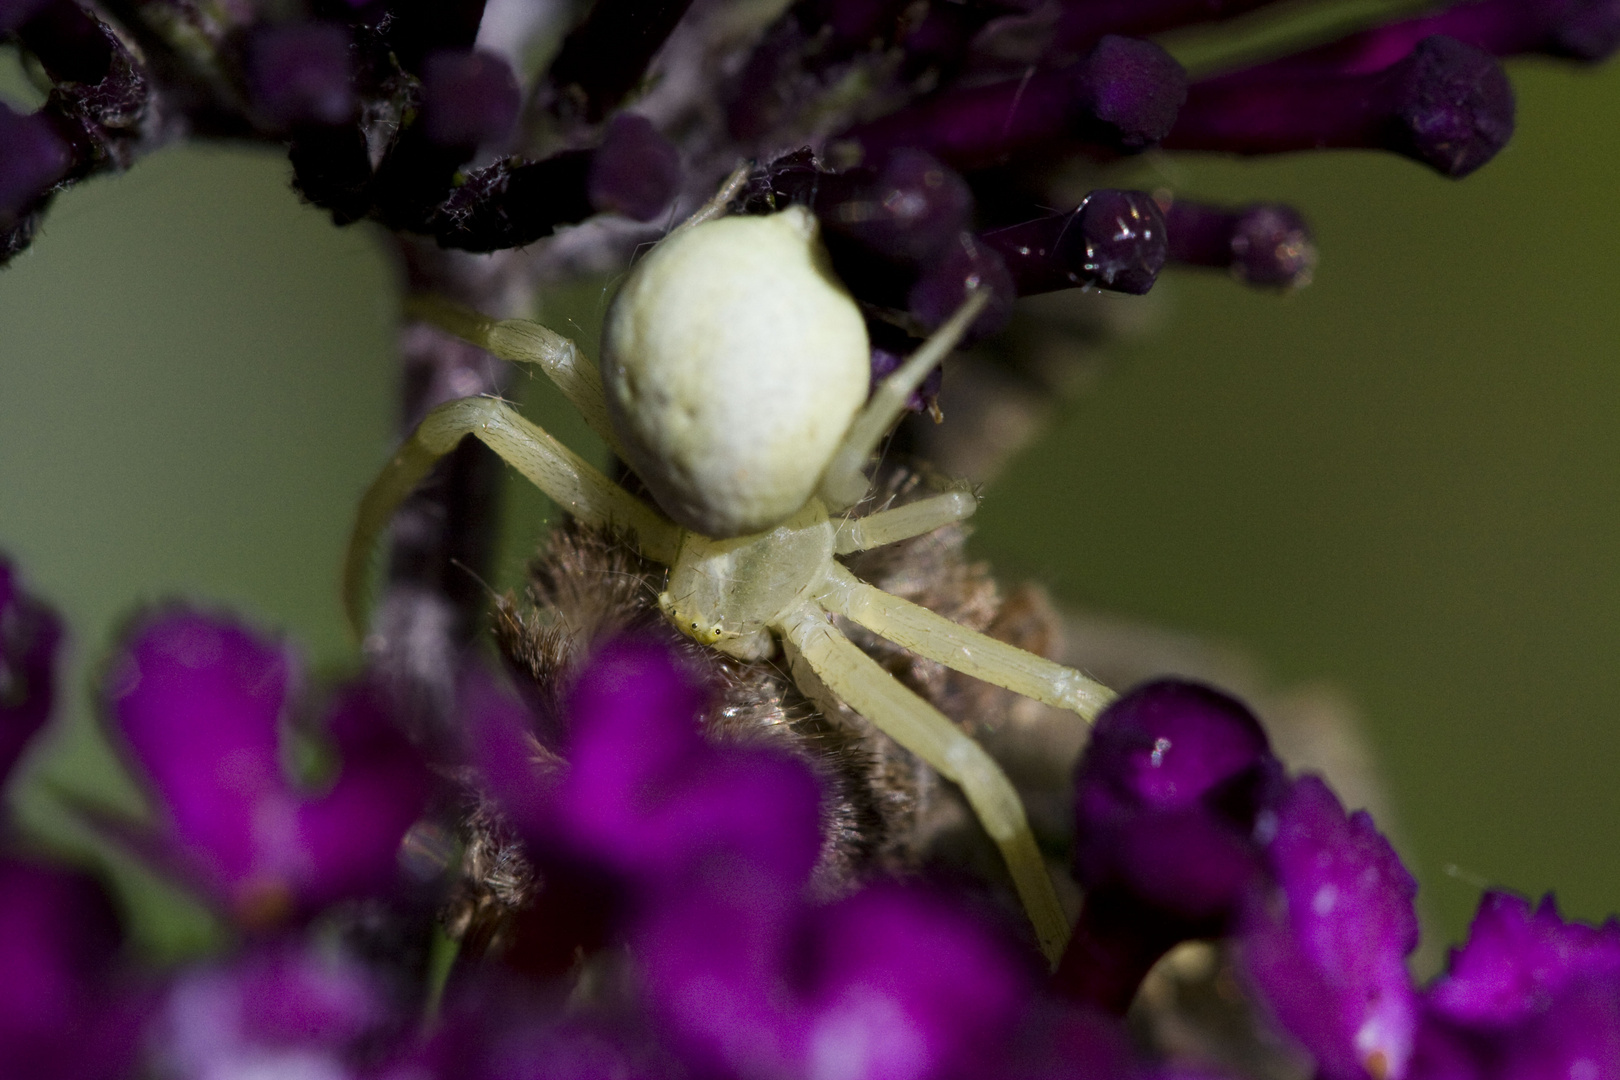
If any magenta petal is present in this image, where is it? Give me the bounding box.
[1239,775,1420,1080]
[1430,890,1620,1026]
[107,610,297,907]
[0,556,63,788]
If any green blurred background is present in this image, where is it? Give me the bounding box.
[2,42,1618,954]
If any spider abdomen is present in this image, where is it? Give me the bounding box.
[602,207,870,538]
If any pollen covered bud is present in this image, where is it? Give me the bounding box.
[602,207,870,537]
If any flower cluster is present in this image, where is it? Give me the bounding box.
[3,551,1618,1080]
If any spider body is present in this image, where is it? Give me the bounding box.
[346,206,1115,965]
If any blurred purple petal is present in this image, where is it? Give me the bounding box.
[0,857,135,1080]
[0,556,63,788]
[106,610,427,921]
[420,49,520,148]
[1239,775,1420,1080]
[154,942,397,1079]
[1164,199,1317,288]
[247,22,356,129]
[0,104,73,221]
[587,113,682,221]
[1430,890,1620,1027]
[907,231,1016,339]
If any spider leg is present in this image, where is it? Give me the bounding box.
[404,295,620,453]
[833,489,978,554]
[819,289,990,512]
[817,563,1115,722]
[777,601,1071,966]
[344,396,679,637]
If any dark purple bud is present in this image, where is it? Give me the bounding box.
[420,49,520,148]
[0,104,72,220]
[105,610,431,923]
[0,557,62,786]
[153,943,398,1079]
[432,150,595,252]
[1428,891,1620,1028]
[0,0,51,32]
[982,189,1166,297]
[247,22,356,129]
[821,149,974,263]
[1051,0,1285,55]
[1164,199,1316,288]
[907,231,1016,339]
[0,857,134,1080]
[16,0,113,87]
[1168,35,1515,179]
[1249,0,1620,74]
[837,35,1186,168]
[1058,680,1279,1012]
[587,113,682,221]
[378,0,489,74]
[289,123,374,224]
[1239,775,1420,1080]
[547,0,697,120]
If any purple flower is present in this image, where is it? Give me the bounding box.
[0,857,137,1080]
[1059,679,1281,1012]
[1,556,63,788]
[1168,35,1515,179]
[837,35,1187,169]
[151,942,399,1080]
[1239,775,1421,1080]
[907,231,1018,339]
[1164,199,1317,289]
[103,610,432,924]
[1430,891,1620,1027]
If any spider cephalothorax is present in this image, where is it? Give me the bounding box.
[346,198,1116,964]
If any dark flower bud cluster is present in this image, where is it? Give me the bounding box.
[1163,199,1317,288]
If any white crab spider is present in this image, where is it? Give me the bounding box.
[344,200,1116,965]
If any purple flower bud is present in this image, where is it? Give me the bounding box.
[152,943,398,1080]
[16,0,113,87]
[288,123,374,224]
[822,149,974,263]
[433,150,596,252]
[0,557,62,788]
[0,857,137,1080]
[105,610,431,923]
[0,104,73,221]
[1253,0,1620,74]
[1167,35,1515,179]
[837,35,1187,168]
[1239,775,1420,1080]
[247,22,356,129]
[547,0,697,121]
[982,189,1167,296]
[1428,891,1620,1028]
[1164,199,1317,288]
[1051,0,1285,56]
[1058,680,1279,1012]
[908,231,1017,339]
[420,49,520,148]
[587,113,682,221]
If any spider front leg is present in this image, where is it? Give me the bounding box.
[777,602,1072,966]
[817,563,1115,721]
[344,396,679,636]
